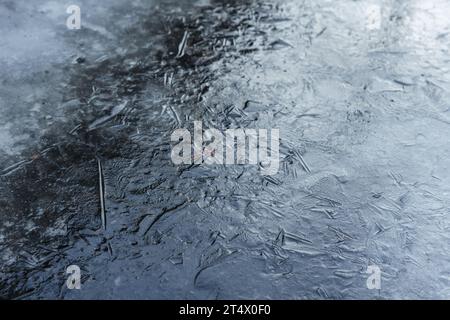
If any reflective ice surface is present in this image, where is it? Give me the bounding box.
[1,0,450,299]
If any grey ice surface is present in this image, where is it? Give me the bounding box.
[1,0,450,299]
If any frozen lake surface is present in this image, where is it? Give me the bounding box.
[1,0,450,299]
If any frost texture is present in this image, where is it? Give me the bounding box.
[1,0,450,299]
